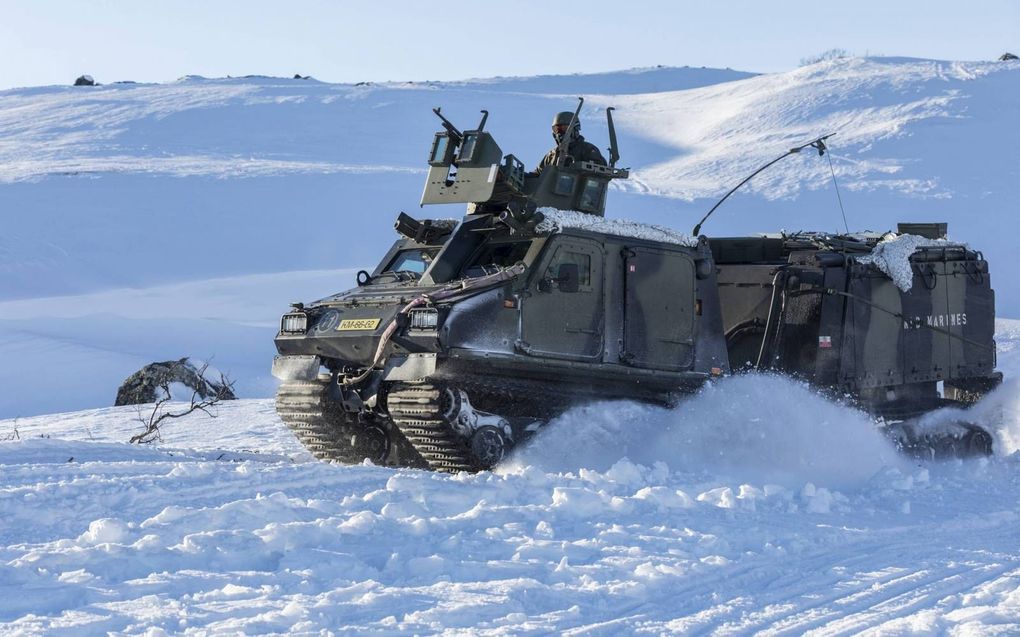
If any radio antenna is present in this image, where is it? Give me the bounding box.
[821,140,850,233]
[692,133,834,237]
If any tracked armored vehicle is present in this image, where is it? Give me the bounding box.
[272,105,1001,471]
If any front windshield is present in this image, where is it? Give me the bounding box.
[461,240,532,278]
[383,248,437,275]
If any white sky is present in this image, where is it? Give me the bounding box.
[2,0,1018,89]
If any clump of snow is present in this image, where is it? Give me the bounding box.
[536,208,698,247]
[857,233,966,292]
[78,518,131,545]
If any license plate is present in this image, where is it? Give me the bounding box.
[337,318,381,331]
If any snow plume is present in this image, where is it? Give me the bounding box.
[535,208,698,247]
[977,379,1020,457]
[857,233,965,292]
[912,378,1020,457]
[506,374,904,489]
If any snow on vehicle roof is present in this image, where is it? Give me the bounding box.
[857,233,967,292]
[536,209,699,247]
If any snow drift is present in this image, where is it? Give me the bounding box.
[507,374,904,489]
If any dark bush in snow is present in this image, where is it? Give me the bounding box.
[73,75,96,86]
[115,358,236,406]
[999,52,1018,61]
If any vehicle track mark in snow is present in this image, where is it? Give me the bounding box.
[584,520,1020,636]
[689,532,1018,636]
[765,561,1014,636]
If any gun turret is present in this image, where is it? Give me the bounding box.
[419,105,629,218]
[421,108,517,207]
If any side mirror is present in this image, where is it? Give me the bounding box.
[557,263,580,293]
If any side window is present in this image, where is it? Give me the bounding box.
[461,240,533,278]
[553,173,576,196]
[545,248,592,291]
[458,133,477,162]
[578,179,606,212]
[429,133,452,166]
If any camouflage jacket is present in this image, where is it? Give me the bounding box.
[534,136,607,174]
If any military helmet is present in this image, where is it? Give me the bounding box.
[552,111,576,127]
[552,111,580,143]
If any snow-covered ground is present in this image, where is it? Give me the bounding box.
[1,327,1018,634]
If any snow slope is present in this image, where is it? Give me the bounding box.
[1,57,1017,416]
[0,269,356,418]
[1,340,1019,634]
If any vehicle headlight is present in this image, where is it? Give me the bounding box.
[408,308,439,330]
[280,312,308,334]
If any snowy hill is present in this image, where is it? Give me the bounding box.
[1,57,1018,417]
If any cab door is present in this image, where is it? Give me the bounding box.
[621,247,696,370]
[519,238,604,361]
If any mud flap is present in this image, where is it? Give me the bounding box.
[383,353,437,381]
[272,355,321,381]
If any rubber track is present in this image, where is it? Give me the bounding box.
[386,383,475,473]
[453,375,575,419]
[275,378,366,464]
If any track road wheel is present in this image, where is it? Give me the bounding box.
[470,426,507,469]
[352,423,391,465]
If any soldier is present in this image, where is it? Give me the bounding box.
[534,111,607,174]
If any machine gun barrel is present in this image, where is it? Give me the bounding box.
[432,107,463,145]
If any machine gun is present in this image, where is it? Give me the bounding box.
[432,107,462,147]
[394,212,457,244]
